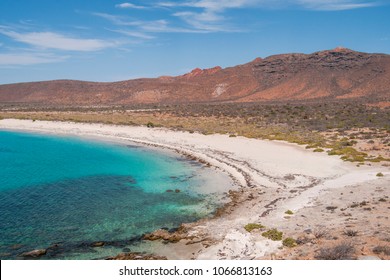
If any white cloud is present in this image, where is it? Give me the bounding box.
[172,11,229,31]
[93,12,144,26]
[0,52,68,66]
[94,12,204,34]
[158,0,255,10]
[0,29,118,51]
[107,29,155,39]
[159,0,379,31]
[99,0,380,36]
[116,2,146,9]
[159,0,378,11]
[160,0,252,31]
[296,0,378,11]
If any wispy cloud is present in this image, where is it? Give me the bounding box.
[158,0,379,11]
[94,12,205,34]
[107,28,155,39]
[93,12,144,26]
[296,0,378,11]
[156,0,379,32]
[0,52,68,66]
[158,0,256,32]
[0,28,118,51]
[159,0,379,10]
[116,2,146,9]
[172,11,230,32]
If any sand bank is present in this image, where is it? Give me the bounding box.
[1,119,388,259]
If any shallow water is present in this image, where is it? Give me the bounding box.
[0,130,231,259]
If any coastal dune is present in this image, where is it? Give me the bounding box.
[1,119,388,260]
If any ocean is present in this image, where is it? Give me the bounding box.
[0,130,230,259]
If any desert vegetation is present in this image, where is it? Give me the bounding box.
[244,223,265,232]
[282,237,297,248]
[0,101,389,163]
[261,229,283,241]
[314,243,356,260]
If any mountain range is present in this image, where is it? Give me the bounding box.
[0,47,389,106]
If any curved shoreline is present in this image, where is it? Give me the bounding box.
[1,119,389,260]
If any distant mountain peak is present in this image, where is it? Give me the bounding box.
[182,66,222,78]
[332,46,352,52]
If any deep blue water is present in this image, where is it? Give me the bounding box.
[0,130,226,259]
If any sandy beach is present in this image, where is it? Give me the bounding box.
[1,118,389,260]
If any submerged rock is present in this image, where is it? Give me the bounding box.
[21,249,47,258]
[91,241,105,247]
[143,225,189,243]
[106,252,167,260]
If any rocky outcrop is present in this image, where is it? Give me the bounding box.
[91,241,105,247]
[20,249,47,258]
[182,66,222,79]
[143,225,189,243]
[106,252,167,260]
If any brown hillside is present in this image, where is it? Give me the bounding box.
[0,48,389,105]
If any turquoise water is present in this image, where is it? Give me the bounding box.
[0,130,227,259]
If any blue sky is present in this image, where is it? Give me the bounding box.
[0,0,389,84]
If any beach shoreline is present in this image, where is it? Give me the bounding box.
[1,119,389,260]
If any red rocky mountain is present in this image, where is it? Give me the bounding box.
[0,48,389,105]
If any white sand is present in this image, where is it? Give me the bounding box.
[1,119,388,259]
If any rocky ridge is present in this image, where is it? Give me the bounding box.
[0,48,389,105]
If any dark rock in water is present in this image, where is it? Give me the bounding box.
[48,243,62,249]
[175,189,180,193]
[168,227,179,233]
[126,178,137,184]
[166,189,173,193]
[122,248,131,253]
[21,249,47,258]
[91,241,105,247]
[143,225,188,243]
[107,252,167,260]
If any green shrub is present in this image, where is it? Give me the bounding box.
[285,210,294,215]
[376,172,384,177]
[327,145,367,162]
[244,223,265,232]
[282,238,297,248]
[313,148,324,152]
[262,229,283,241]
[146,122,154,128]
[305,144,318,149]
